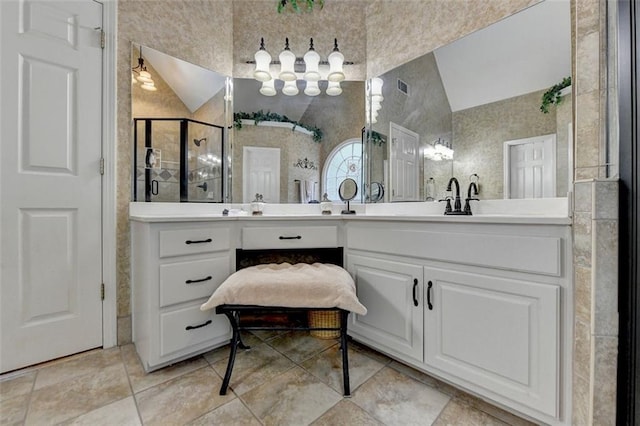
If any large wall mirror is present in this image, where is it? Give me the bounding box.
[366,0,572,202]
[131,43,230,203]
[232,78,365,203]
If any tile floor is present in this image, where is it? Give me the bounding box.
[0,331,536,425]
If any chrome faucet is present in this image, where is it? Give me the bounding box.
[463,182,480,215]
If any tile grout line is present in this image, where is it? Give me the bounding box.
[119,346,145,425]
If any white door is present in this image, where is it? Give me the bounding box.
[389,122,420,201]
[1,0,104,373]
[504,134,556,199]
[242,146,280,203]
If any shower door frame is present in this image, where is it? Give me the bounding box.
[133,117,225,202]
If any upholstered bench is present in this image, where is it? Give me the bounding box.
[200,262,367,397]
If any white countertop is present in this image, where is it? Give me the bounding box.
[129,200,572,226]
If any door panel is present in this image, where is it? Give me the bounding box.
[243,146,280,203]
[1,0,103,373]
[389,122,420,201]
[348,255,423,362]
[424,266,559,417]
[505,134,556,199]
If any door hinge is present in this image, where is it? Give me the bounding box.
[100,283,105,301]
[99,157,105,175]
[100,30,105,49]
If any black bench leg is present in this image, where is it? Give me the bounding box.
[220,311,243,395]
[340,310,351,397]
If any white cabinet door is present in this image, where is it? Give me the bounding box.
[348,255,423,362]
[423,266,559,418]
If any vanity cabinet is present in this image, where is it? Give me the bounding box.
[423,266,559,418]
[346,220,571,425]
[347,255,423,362]
[131,220,233,372]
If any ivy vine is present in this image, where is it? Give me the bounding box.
[277,0,324,13]
[540,76,571,114]
[365,129,386,146]
[234,111,323,143]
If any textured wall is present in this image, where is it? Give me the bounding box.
[451,90,558,200]
[116,0,233,344]
[365,0,540,78]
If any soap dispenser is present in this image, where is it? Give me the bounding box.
[320,193,332,215]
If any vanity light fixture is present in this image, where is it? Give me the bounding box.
[424,138,454,161]
[132,46,156,91]
[366,77,384,123]
[250,37,352,96]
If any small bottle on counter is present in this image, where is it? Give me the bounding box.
[251,193,264,216]
[320,193,332,215]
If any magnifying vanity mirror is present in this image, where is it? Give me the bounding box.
[338,178,358,214]
[366,0,571,202]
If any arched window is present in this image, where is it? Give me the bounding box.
[322,138,362,202]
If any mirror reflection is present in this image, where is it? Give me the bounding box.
[232,78,365,203]
[131,43,229,202]
[367,0,571,202]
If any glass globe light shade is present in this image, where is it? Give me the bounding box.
[141,81,157,91]
[327,50,345,82]
[259,79,276,96]
[304,80,320,96]
[278,48,297,81]
[253,48,272,82]
[326,81,342,96]
[371,77,384,102]
[303,49,321,82]
[137,70,152,83]
[282,80,299,96]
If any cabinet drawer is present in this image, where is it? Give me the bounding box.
[159,304,230,357]
[159,256,230,307]
[159,227,229,258]
[242,226,337,250]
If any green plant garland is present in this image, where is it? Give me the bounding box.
[366,129,386,146]
[540,76,571,114]
[277,0,324,13]
[234,111,323,143]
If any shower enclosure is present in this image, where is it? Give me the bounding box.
[133,118,224,202]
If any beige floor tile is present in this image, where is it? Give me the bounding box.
[120,344,209,393]
[241,366,342,426]
[267,331,337,363]
[350,340,393,366]
[61,397,141,426]
[33,348,122,391]
[0,372,35,402]
[0,394,30,426]
[388,360,458,396]
[188,398,261,426]
[433,399,509,426]
[211,342,295,395]
[202,332,262,366]
[301,345,385,394]
[351,366,451,425]
[25,363,131,425]
[312,399,383,425]
[251,329,289,341]
[135,366,233,425]
[452,393,536,426]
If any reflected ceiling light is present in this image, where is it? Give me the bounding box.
[141,81,157,92]
[303,38,321,82]
[259,79,277,96]
[132,46,156,89]
[424,138,454,161]
[251,37,352,96]
[366,77,383,123]
[282,80,299,96]
[304,80,321,96]
[371,77,384,102]
[326,81,342,96]
[278,38,297,81]
[253,38,272,82]
[327,38,345,82]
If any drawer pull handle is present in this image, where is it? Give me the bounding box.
[279,235,302,240]
[185,320,212,330]
[412,278,419,307]
[427,281,433,310]
[185,238,212,245]
[185,275,212,284]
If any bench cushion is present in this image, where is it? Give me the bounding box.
[200,263,367,315]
